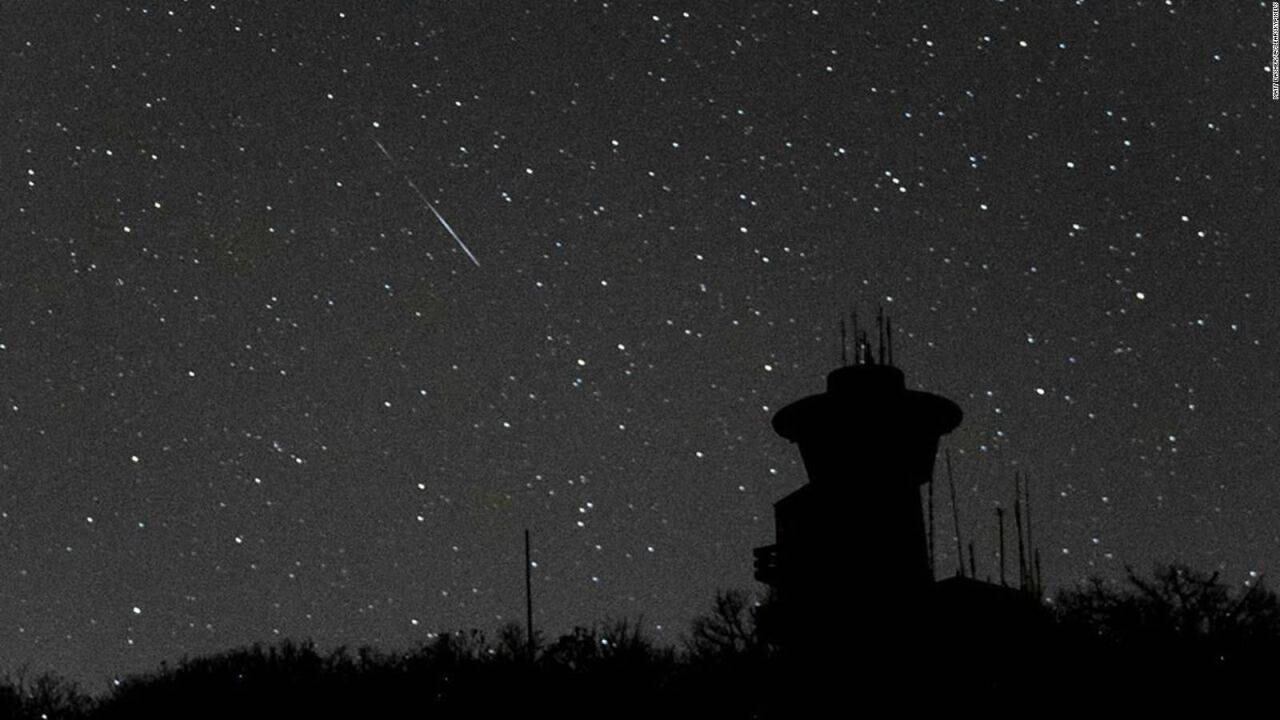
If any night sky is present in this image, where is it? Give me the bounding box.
[3,0,1276,687]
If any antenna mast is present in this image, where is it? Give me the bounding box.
[1015,473,1028,591]
[1034,549,1043,597]
[840,319,848,366]
[851,311,860,366]
[946,449,964,578]
[886,316,895,366]
[877,306,886,365]
[1024,472,1035,593]
[996,506,1007,587]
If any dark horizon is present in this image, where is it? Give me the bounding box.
[2,1,1275,688]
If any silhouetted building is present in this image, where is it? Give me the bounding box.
[753,322,1052,704]
[754,336,960,634]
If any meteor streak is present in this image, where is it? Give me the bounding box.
[372,137,481,267]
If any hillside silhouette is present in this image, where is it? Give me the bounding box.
[0,593,776,720]
[1,567,1277,718]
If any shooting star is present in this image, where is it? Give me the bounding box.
[372,137,481,268]
[372,137,396,163]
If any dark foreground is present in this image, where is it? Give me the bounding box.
[4,564,1278,718]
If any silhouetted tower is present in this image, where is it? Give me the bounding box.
[754,317,961,658]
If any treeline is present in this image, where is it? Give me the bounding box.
[1,608,775,720]
[1053,562,1280,700]
[3,562,1278,717]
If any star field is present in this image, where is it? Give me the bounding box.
[2,1,1276,687]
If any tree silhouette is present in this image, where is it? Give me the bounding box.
[683,589,773,662]
[1055,562,1280,697]
[8,567,1280,716]
[0,669,91,720]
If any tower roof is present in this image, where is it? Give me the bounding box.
[772,364,962,443]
